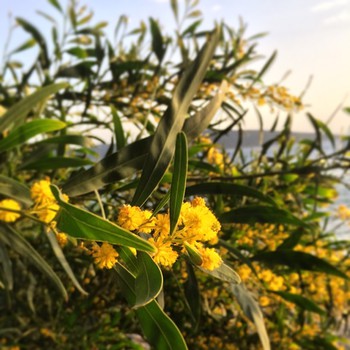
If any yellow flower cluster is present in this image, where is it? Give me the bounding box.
[337,204,350,221]
[30,178,68,225]
[117,197,222,270]
[0,199,21,222]
[91,242,119,269]
[30,178,69,246]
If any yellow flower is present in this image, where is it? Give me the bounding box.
[259,296,270,307]
[0,199,21,222]
[91,242,119,269]
[197,245,222,271]
[117,205,148,231]
[36,203,59,223]
[149,237,178,268]
[31,179,55,206]
[153,213,170,238]
[179,198,221,243]
[56,233,68,247]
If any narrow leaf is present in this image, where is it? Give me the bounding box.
[186,183,276,206]
[0,82,68,133]
[0,175,32,206]
[231,283,270,350]
[20,157,93,170]
[271,291,325,315]
[135,251,163,307]
[170,132,188,235]
[220,206,306,226]
[0,224,67,300]
[0,119,66,152]
[47,231,88,295]
[132,27,220,206]
[200,262,241,284]
[252,250,349,279]
[111,106,126,150]
[51,185,155,253]
[115,263,187,349]
[62,137,152,196]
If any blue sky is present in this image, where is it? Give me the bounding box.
[1,0,350,133]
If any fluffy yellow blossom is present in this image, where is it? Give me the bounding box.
[337,204,350,221]
[0,199,21,222]
[149,238,178,268]
[117,205,149,231]
[56,233,68,247]
[179,197,221,243]
[153,213,170,238]
[91,242,119,269]
[36,203,59,223]
[31,179,55,206]
[197,245,222,271]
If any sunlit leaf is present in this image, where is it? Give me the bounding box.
[0,119,66,153]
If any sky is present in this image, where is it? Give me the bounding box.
[1,0,350,134]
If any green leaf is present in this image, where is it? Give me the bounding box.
[20,157,93,170]
[47,231,88,295]
[0,242,13,290]
[170,132,188,235]
[184,262,201,327]
[10,38,36,55]
[0,82,68,133]
[149,18,166,63]
[35,134,92,147]
[0,224,67,300]
[271,291,325,315]
[114,263,188,349]
[62,137,151,196]
[132,27,220,206]
[186,183,276,206]
[0,175,32,206]
[66,47,88,59]
[51,185,155,253]
[47,0,62,12]
[200,262,241,284]
[56,62,95,78]
[136,300,188,350]
[182,80,228,139]
[135,251,163,307]
[220,205,306,226]
[16,17,50,68]
[0,119,66,153]
[231,284,270,350]
[252,250,349,279]
[111,106,126,150]
[170,0,179,22]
